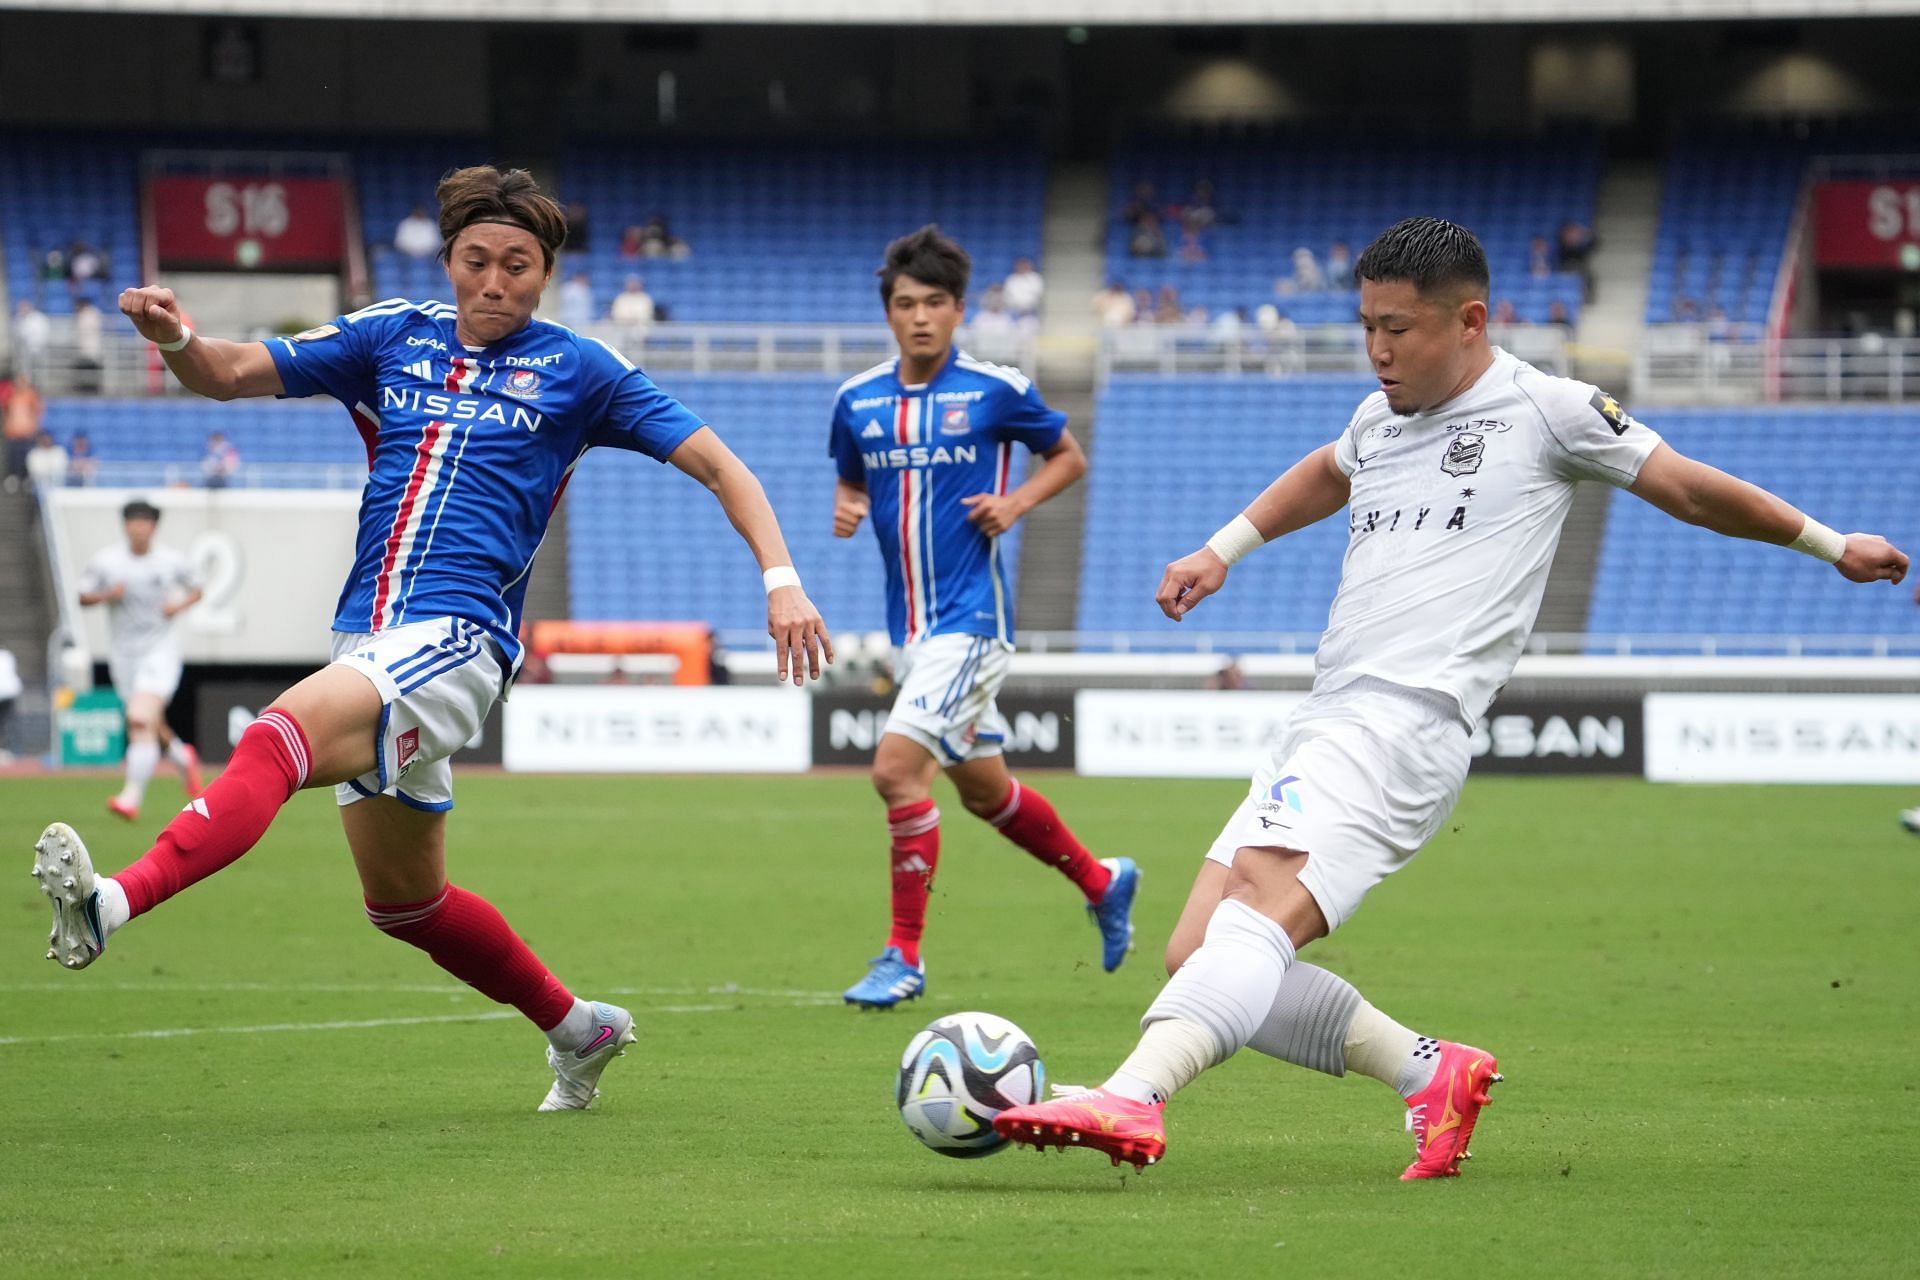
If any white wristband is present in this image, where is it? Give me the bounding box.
[763,565,802,593]
[1204,514,1265,567]
[154,326,194,353]
[1788,516,1846,564]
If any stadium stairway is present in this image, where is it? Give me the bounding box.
[1534,482,1613,637]
[1014,379,1094,635]
[1573,160,1661,385]
[0,489,55,757]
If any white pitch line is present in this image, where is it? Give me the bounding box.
[0,997,846,1048]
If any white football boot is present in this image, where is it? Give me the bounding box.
[538,1001,637,1111]
[32,823,107,970]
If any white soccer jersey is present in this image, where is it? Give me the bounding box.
[1319,347,1660,723]
[80,542,199,657]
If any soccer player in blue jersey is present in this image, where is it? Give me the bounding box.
[32,166,832,1111]
[831,226,1139,1008]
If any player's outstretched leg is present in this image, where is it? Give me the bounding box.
[539,1001,638,1112]
[31,823,110,969]
[995,895,1299,1169]
[844,799,936,1009]
[976,777,1137,972]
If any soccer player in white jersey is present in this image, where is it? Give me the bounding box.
[993,217,1908,1176]
[78,498,206,820]
[31,166,833,1112]
[831,227,1139,1008]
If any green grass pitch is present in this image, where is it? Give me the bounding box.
[3,772,1917,1278]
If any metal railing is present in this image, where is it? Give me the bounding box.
[3,321,1031,395]
[1636,328,1920,403]
[1097,323,1568,380]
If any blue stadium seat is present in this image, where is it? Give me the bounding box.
[1587,406,1920,645]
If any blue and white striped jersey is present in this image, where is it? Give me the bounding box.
[829,349,1065,646]
[267,298,705,668]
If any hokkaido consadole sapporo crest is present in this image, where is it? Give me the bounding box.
[897,1012,1045,1158]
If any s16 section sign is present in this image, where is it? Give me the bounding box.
[1812,180,1920,270]
[150,176,347,269]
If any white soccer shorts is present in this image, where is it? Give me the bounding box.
[883,633,1013,765]
[329,617,504,813]
[1203,676,1472,933]
[108,645,183,703]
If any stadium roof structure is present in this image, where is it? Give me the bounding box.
[19,0,1920,23]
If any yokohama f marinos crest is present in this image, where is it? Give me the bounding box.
[1440,432,1485,476]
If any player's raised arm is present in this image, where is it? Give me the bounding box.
[118,286,283,401]
[667,425,834,685]
[1629,441,1908,585]
[1156,442,1351,621]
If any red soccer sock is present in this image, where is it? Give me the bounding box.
[885,799,941,968]
[366,884,576,1030]
[988,779,1112,904]
[113,710,312,919]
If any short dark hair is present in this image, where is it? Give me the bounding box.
[122,498,160,522]
[877,225,970,306]
[436,165,568,271]
[1354,217,1490,301]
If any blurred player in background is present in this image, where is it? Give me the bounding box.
[78,498,205,820]
[33,165,833,1112]
[830,226,1139,1008]
[993,217,1909,1177]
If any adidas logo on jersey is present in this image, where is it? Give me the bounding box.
[861,420,885,439]
[404,359,434,381]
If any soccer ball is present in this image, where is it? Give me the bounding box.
[897,1012,1045,1158]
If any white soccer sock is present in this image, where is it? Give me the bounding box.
[119,741,160,805]
[1343,1001,1439,1099]
[545,997,595,1051]
[165,738,192,768]
[1103,898,1295,1104]
[95,875,131,937]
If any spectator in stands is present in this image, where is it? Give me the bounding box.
[619,224,644,258]
[394,206,439,259]
[563,200,591,252]
[608,275,656,330]
[1325,241,1354,291]
[40,246,67,292]
[1546,300,1573,330]
[1211,306,1247,343]
[1185,304,1211,329]
[200,430,240,489]
[638,215,689,260]
[72,298,104,393]
[14,300,51,380]
[1528,235,1553,280]
[1259,305,1302,372]
[1155,285,1184,326]
[1091,279,1136,329]
[1131,287,1157,324]
[558,271,594,329]
[25,429,67,491]
[1671,296,1702,323]
[67,430,97,486]
[67,241,108,297]
[971,284,1016,334]
[1002,257,1044,319]
[1706,305,1732,342]
[1557,221,1596,299]
[1491,298,1519,325]
[1288,247,1324,293]
[1180,180,1218,237]
[0,643,18,764]
[3,372,44,489]
[1206,656,1246,691]
[1119,182,1160,230]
